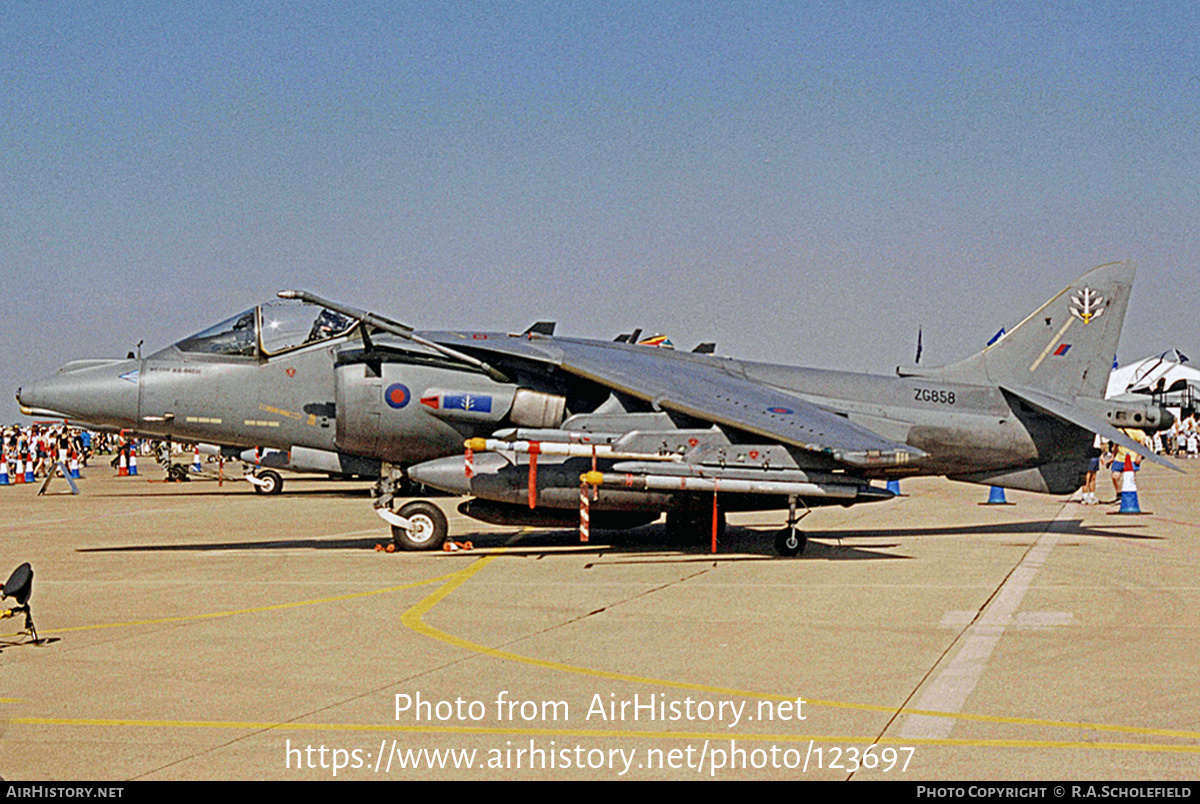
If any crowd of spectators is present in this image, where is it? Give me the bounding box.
[3,423,92,479]
[2,423,210,483]
[0,423,154,480]
[1168,412,1200,458]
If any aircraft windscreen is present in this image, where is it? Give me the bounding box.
[258,301,355,355]
[174,309,258,356]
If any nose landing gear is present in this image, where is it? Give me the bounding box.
[372,465,448,551]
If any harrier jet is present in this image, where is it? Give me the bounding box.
[18,261,1176,554]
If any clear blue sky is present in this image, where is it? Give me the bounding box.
[4,1,1198,422]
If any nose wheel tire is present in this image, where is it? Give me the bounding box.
[391,501,449,551]
[253,470,283,495]
[775,527,806,557]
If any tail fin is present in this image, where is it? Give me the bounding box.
[932,261,1133,399]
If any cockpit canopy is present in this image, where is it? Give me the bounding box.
[174,301,357,358]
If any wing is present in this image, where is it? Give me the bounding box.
[438,333,924,469]
[553,340,923,468]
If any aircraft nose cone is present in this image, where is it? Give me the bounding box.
[18,359,141,428]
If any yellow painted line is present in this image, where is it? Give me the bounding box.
[13,551,1199,754]
[40,570,460,635]
[259,404,306,422]
[400,557,1200,745]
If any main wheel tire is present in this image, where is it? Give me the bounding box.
[256,470,283,495]
[774,527,806,557]
[391,501,449,551]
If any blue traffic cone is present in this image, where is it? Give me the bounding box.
[886,479,901,495]
[984,486,1009,504]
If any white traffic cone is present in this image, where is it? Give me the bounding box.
[1116,455,1143,514]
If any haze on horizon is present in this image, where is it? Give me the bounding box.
[4,2,1198,422]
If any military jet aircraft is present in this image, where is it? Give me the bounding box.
[17,261,1177,555]
[185,443,380,494]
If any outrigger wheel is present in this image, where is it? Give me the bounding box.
[774,526,807,557]
[774,495,808,557]
[391,501,449,551]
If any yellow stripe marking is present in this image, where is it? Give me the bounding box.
[259,404,306,421]
[398,556,1200,746]
[39,571,458,635]
[11,554,1199,754]
[1029,317,1074,372]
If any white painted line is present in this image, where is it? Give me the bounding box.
[941,610,1074,630]
[939,611,975,628]
[901,526,1064,739]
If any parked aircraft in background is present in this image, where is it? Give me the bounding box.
[1107,348,1198,416]
[187,443,380,494]
[17,261,1177,555]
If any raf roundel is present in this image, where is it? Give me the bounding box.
[384,383,411,410]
